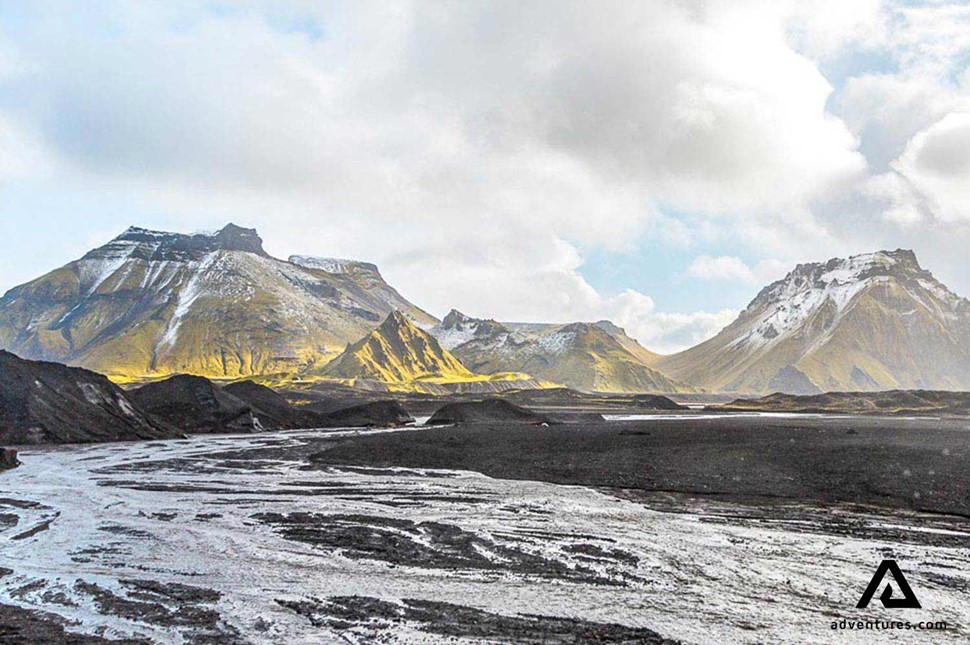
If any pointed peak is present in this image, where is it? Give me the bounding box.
[441,309,473,328]
[379,310,416,332]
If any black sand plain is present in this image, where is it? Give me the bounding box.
[308,414,970,518]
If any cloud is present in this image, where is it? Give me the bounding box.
[687,255,788,285]
[600,290,739,355]
[688,256,758,284]
[891,112,970,223]
[0,2,868,227]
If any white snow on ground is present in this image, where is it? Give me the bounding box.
[0,428,968,644]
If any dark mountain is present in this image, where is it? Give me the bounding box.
[222,380,311,429]
[318,401,414,427]
[130,374,261,434]
[0,350,177,444]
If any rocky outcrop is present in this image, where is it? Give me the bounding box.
[222,380,310,429]
[0,448,18,471]
[0,351,177,445]
[130,375,261,434]
[632,394,687,410]
[317,400,414,428]
[426,399,555,426]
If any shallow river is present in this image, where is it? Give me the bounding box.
[1,428,968,643]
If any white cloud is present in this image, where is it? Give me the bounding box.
[889,112,970,223]
[687,256,788,285]
[688,256,758,284]
[600,290,739,355]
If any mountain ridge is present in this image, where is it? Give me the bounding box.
[431,309,687,393]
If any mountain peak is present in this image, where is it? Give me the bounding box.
[593,320,626,337]
[441,309,472,328]
[381,309,413,330]
[749,248,941,319]
[787,249,923,285]
[433,310,511,351]
[210,223,266,255]
[321,310,473,382]
[94,223,267,262]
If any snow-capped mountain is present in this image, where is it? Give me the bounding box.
[654,250,970,394]
[0,224,438,380]
[431,310,686,393]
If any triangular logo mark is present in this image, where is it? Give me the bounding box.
[857,560,921,609]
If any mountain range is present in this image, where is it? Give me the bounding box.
[431,311,684,393]
[1,225,968,394]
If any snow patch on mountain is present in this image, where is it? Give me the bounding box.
[288,256,378,274]
[158,254,217,350]
[536,329,576,354]
[732,250,963,352]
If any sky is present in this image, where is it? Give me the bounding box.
[0,1,968,353]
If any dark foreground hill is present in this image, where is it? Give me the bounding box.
[0,350,177,444]
[131,375,263,434]
[222,380,314,429]
[426,399,554,426]
[720,390,970,416]
[320,401,414,427]
[227,380,414,428]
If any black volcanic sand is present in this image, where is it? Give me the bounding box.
[0,602,146,644]
[308,415,970,518]
[277,596,675,644]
